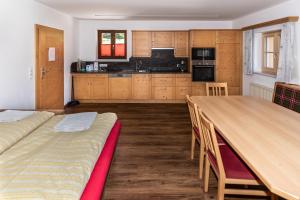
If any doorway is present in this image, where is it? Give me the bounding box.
[35,24,64,110]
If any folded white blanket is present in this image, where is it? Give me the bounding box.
[0,110,35,123]
[54,112,97,132]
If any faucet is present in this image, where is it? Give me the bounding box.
[135,60,143,71]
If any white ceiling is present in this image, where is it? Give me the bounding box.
[36,0,289,20]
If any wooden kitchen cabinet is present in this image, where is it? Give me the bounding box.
[109,76,132,99]
[132,31,152,57]
[90,76,108,99]
[152,87,175,100]
[152,31,175,48]
[73,74,108,100]
[216,30,242,95]
[132,74,152,99]
[174,31,189,57]
[190,30,216,47]
[216,30,241,44]
[73,76,90,100]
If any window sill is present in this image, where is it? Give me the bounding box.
[253,72,276,78]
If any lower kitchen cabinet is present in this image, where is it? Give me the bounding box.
[132,74,152,99]
[109,76,132,100]
[73,74,108,100]
[152,87,175,100]
[176,87,191,100]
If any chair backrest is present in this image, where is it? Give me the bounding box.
[273,82,300,113]
[186,95,201,130]
[206,82,228,96]
[198,110,225,178]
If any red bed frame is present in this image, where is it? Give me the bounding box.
[80,120,121,200]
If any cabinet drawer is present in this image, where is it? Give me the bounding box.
[152,87,175,100]
[176,87,191,100]
[152,77,175,87]
[176,77,191,87]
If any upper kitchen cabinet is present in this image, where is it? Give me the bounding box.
[216,30,242,44]
[132,31,152,57]
[174,31,189,57]
[190,30,216,47]
[152,31,175,48]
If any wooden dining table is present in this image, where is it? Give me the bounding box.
[191,96,300,200]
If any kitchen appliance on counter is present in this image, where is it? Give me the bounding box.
[192,48,215,82]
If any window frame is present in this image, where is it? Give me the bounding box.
[261,30,281,76]
[97,30,127,59]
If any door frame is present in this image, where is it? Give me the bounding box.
[35,24,64,111]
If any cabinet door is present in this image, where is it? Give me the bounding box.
[216,31,241,44]
[191,30,216,47]
[174,32,189,57]
[176,87,191,100]
[216,43,242,94]
[109,77,132,100]
[73,76,91,100]
[90,75,109,100]
[152,32,175,48]
[132,31,152,57]
[152,87,175,100]
[132,74,152,99]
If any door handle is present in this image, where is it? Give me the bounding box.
[41,68,46,79]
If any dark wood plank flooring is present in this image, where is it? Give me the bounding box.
[65,104,270,200]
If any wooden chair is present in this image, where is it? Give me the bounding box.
[198,109,269,200]
[206,82,228,96]
[273,82,300,113]
[186,95,226,179]
[186,95,205,179]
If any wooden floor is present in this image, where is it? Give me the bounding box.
[65,103,270,200]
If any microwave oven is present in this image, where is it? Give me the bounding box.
[192,48,215,60]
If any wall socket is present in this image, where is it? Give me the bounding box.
[99,64,108,68]
[28,67,33,80]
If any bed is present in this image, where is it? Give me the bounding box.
[0,112,121,200]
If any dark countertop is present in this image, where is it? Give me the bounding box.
[72,70,191,75]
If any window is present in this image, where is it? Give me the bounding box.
[261,30,281,75]
[98,30,127,59]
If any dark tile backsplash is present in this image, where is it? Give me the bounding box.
[71,49,188,73]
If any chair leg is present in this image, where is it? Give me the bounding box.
[199,144,205,179]
[217,179,225,200]
[191,131,195,160]
[204,156,210,192]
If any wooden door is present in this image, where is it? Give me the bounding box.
[73,76,91,100]
[132,74,152,99]
[36,25,64,110]
[132,31,152,57]
[174,31,189,57]
[152,32,175,48]
[190,30,216,47]
[109,77,132,100]
[90,75,109,100]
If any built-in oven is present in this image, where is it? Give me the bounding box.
[192,65,215,82]
[192,48,215,60]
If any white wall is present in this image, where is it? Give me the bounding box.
[0,0,78,109]
[233,0,300,95]
[78,20,233,61]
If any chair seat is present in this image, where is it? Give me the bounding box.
[193,126,225,145]
[208,145,257,180]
